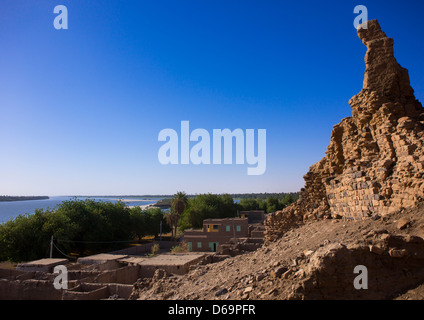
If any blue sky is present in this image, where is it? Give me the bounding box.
[1,0,424,196]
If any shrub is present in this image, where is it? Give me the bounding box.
[150,243,160,256]
[170,242,189,253]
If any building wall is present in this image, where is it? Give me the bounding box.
[240,211,265,223]
[184,218,249,252]
[0,279,72,300]
[94,266,139,285]
[63,283,110,300]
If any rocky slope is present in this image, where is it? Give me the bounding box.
[265,20,424,241]
[131,203,424,300]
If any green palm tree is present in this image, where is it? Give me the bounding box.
[165,208,177,239]
[170,191,188,238]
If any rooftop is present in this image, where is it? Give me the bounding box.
[16,258,69,272]
[203,217,247,223]
[136,253,208,266]
[17,258,68,267]
[77,254,128,265]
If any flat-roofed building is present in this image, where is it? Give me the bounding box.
[16,258,69,273]
[183,218,249,252]
[239,210,265,224]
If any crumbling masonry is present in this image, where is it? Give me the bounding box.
[266,20,424,242]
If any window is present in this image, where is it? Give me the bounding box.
[207,224,220,232]
[197,242,202,248]
[187,242,193,252]
[225,225,231,232]
[236,225,241,232]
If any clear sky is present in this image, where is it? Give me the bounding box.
[1,0,424,196]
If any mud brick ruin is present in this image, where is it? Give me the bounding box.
[265,20,424,242]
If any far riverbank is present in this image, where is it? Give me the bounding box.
[0,196,50,202]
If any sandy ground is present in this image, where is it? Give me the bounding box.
[109,199,160,210]
[128,205,159,210]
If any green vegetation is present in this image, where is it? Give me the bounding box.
[237,193,299,213]
[154,198,173,208]
[178,193,238,231]
[178,192,299,232]
[229,192,299,200]
[165,192,188,239]
[0,198,170,262]
[155,192,299,203]
[170,242,189,253]
[149,243,160,257]
[129,206,170,240]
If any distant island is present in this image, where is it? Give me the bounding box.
[0,196,50,202]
